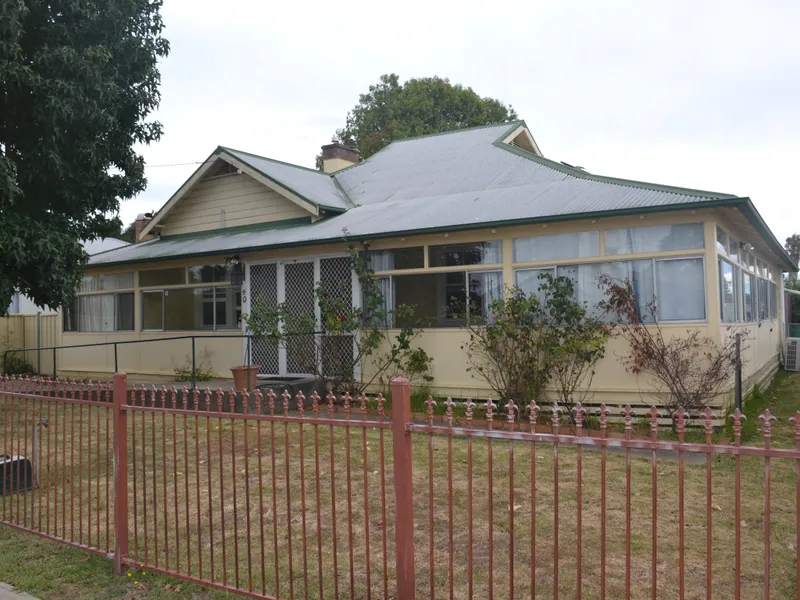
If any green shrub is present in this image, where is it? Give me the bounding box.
[3,351,34,375]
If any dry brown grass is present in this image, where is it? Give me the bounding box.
[2,381,800,599]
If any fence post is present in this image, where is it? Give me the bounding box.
[112,372,129,575]
[391,377,415,599]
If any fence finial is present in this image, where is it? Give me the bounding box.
[425,395,437,425]
[551,402,563,432]
[788,412,800,449]
[254,389,263,415]
[758,409,777,443]
[702,407,716,441]
[506,399,517,427]
[444,397,456,428]
[204,388,212,412]
[675,406,686,438]
[649,406,662,440]
[242,388,250,414]
[267,389,276,415]
[343,392,352,417]
[376,393,386,420]
[528,400,539,433]
[359,392,368,418]
[572,402,586,430]
[281,390,291,416]
[326,391,335,417]
[621,405,634,438]
[311,391,320,418]
[485,398,497,430]
[170,386,178,410]
[296,391,306,417]
[465,398,476,427]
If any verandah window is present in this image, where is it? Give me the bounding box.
[379,271,502,328]
[140,264,241,331]
[514,257,706,322]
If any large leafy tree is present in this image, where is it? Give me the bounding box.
[0,0,169,311]
[786,234,800,275]
[334,73,518,161]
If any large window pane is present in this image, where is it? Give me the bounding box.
[770,282,777,319]
[188,264,232,284]
[63,298,78,332]
[78,295,115,332]
[429,241,502,267]
[557,260,654,320]
[215,286,242,329]
[513,231,600,262]
[392,272,471,327]
[605,223,705,255]
[716,227,727,254]
[141,291,163,330]
[758,279,769,320]
[656,258,705,321]
[139,267,185,287]
[116,293,135,331]
[367,247,424,271]
[743,273,755,322]
[99,273,134,290]
[164,287,211,330]
[719,260,737,323]
[514,268,556,303]
[467,272,503,324]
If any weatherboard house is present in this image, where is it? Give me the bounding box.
[63,122,797,407]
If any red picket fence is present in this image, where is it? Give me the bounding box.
[2,373,800,599]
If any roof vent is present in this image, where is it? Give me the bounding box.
[205,160,240,179]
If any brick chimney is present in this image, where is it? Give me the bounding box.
[135,213,153,243]
[321,140,360,173]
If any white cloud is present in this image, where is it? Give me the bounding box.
[121,0,800,248]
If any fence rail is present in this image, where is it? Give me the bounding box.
[1,374,800,599]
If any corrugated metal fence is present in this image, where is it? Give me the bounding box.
[0,315,61,375]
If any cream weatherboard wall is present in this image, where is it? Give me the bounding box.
[159,171,310,236]
[59,206,786,410]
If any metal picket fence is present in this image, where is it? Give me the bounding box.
[2,374,800,599]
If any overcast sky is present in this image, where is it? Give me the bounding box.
[123,0,800,248]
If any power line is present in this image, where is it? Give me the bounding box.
[145,160,205,168]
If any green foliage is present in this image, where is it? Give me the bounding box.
[462,273,609,416]
[242,246,433,394]
[0,0,169,310]
[2,351,34,375]
[785,233,800,272]
[333,73,518,161]
[119,222,137,244]
[173,350,214,382]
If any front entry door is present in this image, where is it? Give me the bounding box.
[246,256,356,378]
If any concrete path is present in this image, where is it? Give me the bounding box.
[0,584,38,600]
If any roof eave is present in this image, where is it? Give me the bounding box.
[89,197,761,269]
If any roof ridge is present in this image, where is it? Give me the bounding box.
[388,120,523,144]
[332,121,522,179]
[494,142,738,200]
[219,146,331,176]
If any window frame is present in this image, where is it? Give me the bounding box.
[140,285,241,332]
[63,291,135,333]
[512,254,707,324]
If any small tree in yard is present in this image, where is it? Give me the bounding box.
[243,248,432,395]
[599,274,742,418]
[463,273,609,419]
